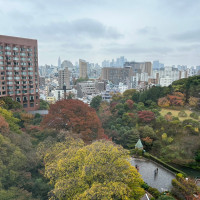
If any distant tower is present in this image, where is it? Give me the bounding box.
[79,59,88,78]
[58,57,61,69]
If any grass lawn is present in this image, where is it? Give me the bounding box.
[160,108,196,121]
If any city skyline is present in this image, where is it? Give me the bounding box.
[1,0,200,66]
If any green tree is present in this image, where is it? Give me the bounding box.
[0,107,21,134]
[120,129,140,149]
[44,139,145,200]
[0,97,22,110]
[39,99,49,110]
[0,187,36,200]
[90,95,102,111]
[123,89,137,100]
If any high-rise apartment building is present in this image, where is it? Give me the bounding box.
[0,35,39,111]
[58,67,70,89]
[101,67,132,85]
[124,61,152,76]
[79,59,88,78]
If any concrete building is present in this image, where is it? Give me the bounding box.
[76,81,97,98]
[58,67,70,89]
[153,66,184,87]
[53,88,77,101]
[39,76,45,88]
[101,67,132,85]
[0,35,40,111]
[79,59,88,78]
[124,61,152,76]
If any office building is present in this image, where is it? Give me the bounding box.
[79,59,88,78]
[0,35,39,110]
[58,67,70,90]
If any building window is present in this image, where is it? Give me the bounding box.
[23,104,28,108]
[16,97,21,102]
[13,47,19,51]
[30,103,34,107]
[5,46,11,50]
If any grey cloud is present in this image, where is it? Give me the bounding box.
[103,43,173,54]
[61,42,93,50]
[171,29,200,42]
[15,18,122,41]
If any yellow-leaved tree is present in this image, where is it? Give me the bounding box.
[44,139,144,200]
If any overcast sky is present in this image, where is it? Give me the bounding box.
[0,0,200,66]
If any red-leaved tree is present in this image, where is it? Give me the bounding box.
[42,99,106,143]
[126,99,134,109]
[138,111,155,123]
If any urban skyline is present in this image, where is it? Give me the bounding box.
[0,0,200,66]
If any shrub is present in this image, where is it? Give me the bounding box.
[158,195,176,200]
[176,173,184,179]
[148,186,161,198]
[178,110,187,117]
[141,182,149,190]
[167,112,172,115]
[190,112,199,120]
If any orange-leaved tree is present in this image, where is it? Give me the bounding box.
[42,99,106,143]
[158,97,170,107]
[167,92,185,106]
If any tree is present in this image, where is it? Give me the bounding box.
[167,92,185,106]
[120,129,140,149]
[44,139,145,200]
[90,95,102,111]
[158,97,170,107]
[0,187,36,200]
[42,99,106,143]
[139,125,156,139]
[0,97,22,110]
[188,96,198,107]
[0,114,9,133]
[0,107,21,134]
[123,89,137,100]
[98,102,112,125]
[39,99,49,110]
[125,99,134,110]
[138,111,155,123]
[171,177,200,200]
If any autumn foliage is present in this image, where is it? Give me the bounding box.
[167,92,185,106]
[158,92,185,107]
[138,111,155,123]
[158,97,170,107]
[0,114,9,133]
[42,99,106,143]
[126,99,134,109]
[188,96,198,107]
